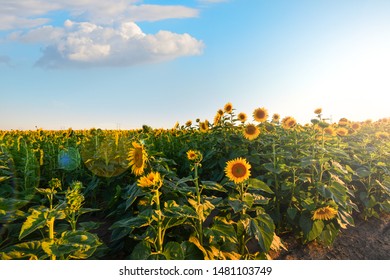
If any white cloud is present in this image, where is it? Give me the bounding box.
[0,0,199,30]
[16,20,204,68]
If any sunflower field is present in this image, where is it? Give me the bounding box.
[0,104,389,260]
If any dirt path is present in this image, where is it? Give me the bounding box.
[275,213,390,260]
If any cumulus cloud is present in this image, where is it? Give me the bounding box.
[15,20,204,68]
[2,1,204,68]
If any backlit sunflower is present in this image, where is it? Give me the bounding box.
[238,112,247,123]
[128,142,148,176]
[375,131,389,140]
[336,127,348,136]
[137,171,162,188]
[213,113,222,126]
[217,109,224,116]
[351,123,361,131]
[225,157,251,184]
[312,206,338,221]
[243,124,260,140]
[185,120,192,127]
[314,108,322,115]
[324,126,336,136]
[224,102,233,114]
[338,118,349,126]
[272,113,280,123]
[253,107,268,122]
[282,116,297,129]
[199,121,209,132]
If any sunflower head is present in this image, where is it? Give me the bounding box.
[185,120,192,127]
[375,131,389,140]
[225,157,251,184]
[338,118,349,126]
[312,206,338,221]
[351,122,361,131]
[243,124,260,141]
[314,108,322,115]
[324,126,336,136]
[224,102,233,114]
[199,121,209,133]
[238,112,247,123]
[128,141,148,176]
[137,171,162,189]
[282,116,297,129]
[213,113,222,126]
[336,127,348,136]
[272,113,280,123]
[187,150,202,163]
[217,109,224,116]
[253,107,268,122]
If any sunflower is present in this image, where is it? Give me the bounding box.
[128,141,148,176]
[338,118,349,126]
[312,206,338,221]
[185,120,192,127]
[282,116,297,129]
[224,102,233,114]
[199,121,209,132]
[351,123,361,131]
[213,113,222,126]
[243,124,260,140]
[336,127,348,136]
[238,112,247,123]
[375,131,389,140]
[272,113,280,123]
[253,107,268,122]
[225,157,251,184]
[314,108,322,115]
[324,126,336,136]
[138,171,162,188]
[217,109,224,116]
[186,150,202,162]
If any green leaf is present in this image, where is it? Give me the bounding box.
[125,183,144,211]
[355,167,371,178]
[19,209,47,240]
[247,178,274,194]
[201,181,227,192]
[243,193,254,209]
[43,231,102,259]
[0,176,10,183]
[0,241,44,260]
[204,217,238,244]
[163,241,184,260]
[317,182,347,206]
[181,241,204,260]
[263,163,281,174]
[299,213,324,242]
[247,214,275,252]
[319,223,339,246]
[287,207,298,221]
[228,198,244,213]
[307,220,324,241]
[130,241,152,260]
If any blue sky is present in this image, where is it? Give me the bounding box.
[1,0,389,130]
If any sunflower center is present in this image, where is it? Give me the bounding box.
[246,125,256,135]
[231,163,247,178]
[134,148,144,167]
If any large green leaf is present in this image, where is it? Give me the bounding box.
[228,198,244,213]
[19,209,47,240]
[163,241,184,260]
[42,231,102,259]
[299,213,324,242]
[201,181,227,193]
[204,217,238,244]
[125,183,145,211]
[181,241,204,260]
[247,178,274,194]
[247,214,275,252]
[0,241,44,260]
[130,241,152,260]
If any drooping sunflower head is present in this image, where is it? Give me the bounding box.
[137,171,162,188]
[282,116,297,129]
[238,112,247,123]
[128,141,148,176]
[312,206,338,221]
[185,120,192,127]
[213,113,222,126]
[243,124,260,141]
[217,109,224,116]
[225,157,251,184]
[336,127,348,137]
[253,107,268,122]
[375,131,389,140]
[224,102,233,114]
[314,108,322,115]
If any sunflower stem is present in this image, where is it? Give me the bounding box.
[154,188,163,253]
[194,163,203,245]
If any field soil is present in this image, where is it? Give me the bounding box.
[274,213,390,260]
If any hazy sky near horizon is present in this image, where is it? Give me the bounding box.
[1,0,389,130]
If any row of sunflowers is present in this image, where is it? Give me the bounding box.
[0,103,389,259]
